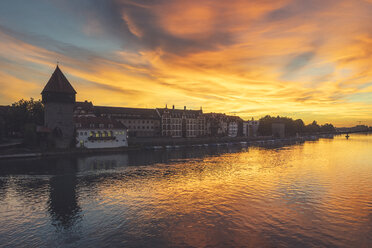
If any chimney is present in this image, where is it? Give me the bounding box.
[184,106,186,110]
[165,104,168,109]
[172,105,175,109]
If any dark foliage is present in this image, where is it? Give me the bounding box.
[4,98,44,140]
[258,115,336,137]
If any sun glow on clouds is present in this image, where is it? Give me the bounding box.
[1,0,372,126]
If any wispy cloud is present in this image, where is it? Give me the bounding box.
[1,0,372,126]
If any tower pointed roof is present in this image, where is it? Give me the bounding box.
[41,65,76,94]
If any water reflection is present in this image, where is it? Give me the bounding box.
[47,158,81,230]
[0,177,6,199]
[0,146,245,175]
[1,135,372,247]
[77,154,128,171]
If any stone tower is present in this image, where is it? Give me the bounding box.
[41,65,76,149]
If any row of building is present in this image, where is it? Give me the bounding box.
[41,66,259,149]
[74,101,259,139]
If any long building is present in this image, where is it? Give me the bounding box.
[75,103,207,138]
[74,101,160,137]
[94,106,160,137]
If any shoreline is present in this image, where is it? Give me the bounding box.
[0,133,338,160]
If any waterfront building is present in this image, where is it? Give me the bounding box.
[228,121,238,137]
[243,118,260,137]
[74,103,161,137]
[74,116,128,148]
[41,65,76,148]
[156,105,205,138]
[227,116,240,137]
[94,106,160,137]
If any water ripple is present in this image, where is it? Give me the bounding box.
[1,134,372,247]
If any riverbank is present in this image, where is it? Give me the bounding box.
[0,134,337,160]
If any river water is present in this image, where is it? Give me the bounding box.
[1,134,372,247]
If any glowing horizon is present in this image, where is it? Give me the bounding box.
[1,0,372,127]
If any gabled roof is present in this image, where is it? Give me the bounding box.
[41,65,76,94]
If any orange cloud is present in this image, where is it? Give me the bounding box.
[1,0,372,126]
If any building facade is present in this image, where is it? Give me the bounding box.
[41,65,76,149]
[74,103,161,137]
[94,106,160,137]
[243,119,260,137]
[75,117,128,149]
[156,106,205,138]
[228,116,243,137]
[228,121,239,137]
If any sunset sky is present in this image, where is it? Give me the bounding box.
[1,0,372,126]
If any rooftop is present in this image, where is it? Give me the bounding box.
[41,65,76,95]
[156,107,203,118]
[94,106,159,119]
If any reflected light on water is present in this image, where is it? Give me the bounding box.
[1,134,372,247]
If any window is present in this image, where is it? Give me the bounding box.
[90,123,95,128]
[99,124,104,128]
